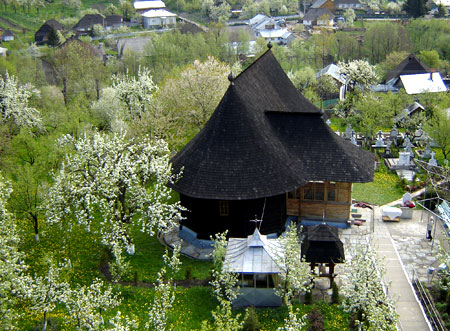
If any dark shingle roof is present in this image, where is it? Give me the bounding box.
[385,53,431,83]
[169,49,374,200]
[301,224,345,263]
[35,20,63,44]
[74,14,104,30]
[105,15,123,27]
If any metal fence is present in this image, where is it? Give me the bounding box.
[412,269,447,331]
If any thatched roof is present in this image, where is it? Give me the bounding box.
[169,48,374,200]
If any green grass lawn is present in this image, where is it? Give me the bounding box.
[352,165,405,205]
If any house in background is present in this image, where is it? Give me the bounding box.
[316,63,346,85]
[303,8,335,26]
[334,0,364,11]
[310,0,335,12]
[169,45,374,239]
[1,29,14,42]
[400,72,447,94]
[133,0,166,13]
[385,53,431,88]
[73,14,105,35]
[105,15,124,31]
[249,14,295,46]
[35,19,63,45]
[142,9,177,29]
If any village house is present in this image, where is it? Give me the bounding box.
[133,0,166,13]
[334,0,364,11]
[249,14,294,45]
[142,9,177,29]
[35,19,63,45]
[73,14,105,35]
[169,44,374,239]
[303,8,335,26]
[1,29,14,42]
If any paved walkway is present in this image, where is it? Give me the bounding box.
[338,203,434,331]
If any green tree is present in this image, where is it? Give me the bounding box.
[418,50,441,69]
[403,0,426,18]
[425,108,450,160]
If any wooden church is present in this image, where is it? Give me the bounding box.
[169,45,374,239]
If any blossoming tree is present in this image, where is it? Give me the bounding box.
[0,175,28,330]
[0,72,41,130]
[44,131,183,279]
[340,244,398,330]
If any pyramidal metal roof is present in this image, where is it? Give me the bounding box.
[169,49,374,200]
[224,227,283,274]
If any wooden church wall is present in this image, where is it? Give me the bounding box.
[286,182,352,220]
[180,194,286,238]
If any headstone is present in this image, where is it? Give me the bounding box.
[423,145,432,159]
[403,136,411,148]
[428,151,438,167]
[390,126,398,141]
[402,192,412,205]
[374,130,386,147]
[344,124,352,140]
[398,151,411,166]
[336,130,340,136]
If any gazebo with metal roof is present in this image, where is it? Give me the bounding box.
[224,227,283,307]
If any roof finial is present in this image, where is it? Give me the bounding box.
[267,41,272,49]
[228,72,234,85]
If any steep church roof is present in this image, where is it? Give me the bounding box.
[169,48,374,200]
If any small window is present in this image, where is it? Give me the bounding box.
[327,183,337,201]
[219,201,229,216]
[303,184,314,200]
[314,185,324,201]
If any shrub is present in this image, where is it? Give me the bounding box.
[307,308,324,331]
[304,290,313,305]
[243,306,261,331]
[331,281,340,304]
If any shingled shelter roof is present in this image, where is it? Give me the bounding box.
[301,224,345,264]
[169,48,374,200]
[385,53,431,83]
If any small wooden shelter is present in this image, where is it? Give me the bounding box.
[301,223,344,282]
[169,45,374,239]
[225,227,283,307]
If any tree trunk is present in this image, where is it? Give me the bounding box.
[62,77,68,106]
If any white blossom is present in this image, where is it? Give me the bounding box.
[275,225,313,305]
[340,244,398,330]
[0,175,28,330]
[111,67,157,120]
[106,311,139,331]
[277,304,307,331]
[147,244,181,331]
[202,232,244,331]
[0,72,41,128]
[63,278,121,330]
[25,261,70,331]
[338,59,379,89]
[44,131,183,279]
